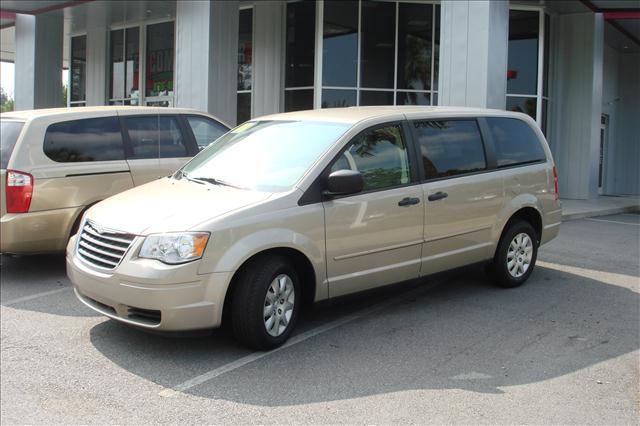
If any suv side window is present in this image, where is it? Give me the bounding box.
[330,124,410,191]
[44,117,125,163]
[125,115,188,159]
[486,117,546,167]
[413,120,486,179]
[185,116,227,150]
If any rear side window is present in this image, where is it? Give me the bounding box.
[125,115,188,159]
[185,116,228,150]
[44,117,125,163]
[486,117,546,167]
[413,120,486,179]
[1,121,24,169]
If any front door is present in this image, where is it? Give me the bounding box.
[598,114,608,195]
[324,123,424,297]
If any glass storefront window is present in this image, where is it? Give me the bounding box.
[109,27,140,104]
[315,1,440,110]
[322,1,358,87]
[146,22,174,98]
[507,10,539,96]
[70,35,86,105]
[397,3,433,91]
[285,89,314,112]
[506,96,537,120]
[360,1,395,89]
[237,8,253,124]
[322,89,356,108]
[285,1,316,89]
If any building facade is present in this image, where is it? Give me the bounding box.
[1,0,638,199]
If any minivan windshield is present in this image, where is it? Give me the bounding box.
[1,120,25,169]
[178,120,350,192]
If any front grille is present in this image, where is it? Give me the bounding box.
[77,220,136,269]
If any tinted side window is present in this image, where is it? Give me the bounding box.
[487,117,546,167]
[44,117,124,163]
[413,120,486,179]
[125,115,188,159]
[185,116,227,150]
[1,121,24,169]
[331,125,410,191]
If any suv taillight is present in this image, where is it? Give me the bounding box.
[552,166,559,200]
[6,170,33,213]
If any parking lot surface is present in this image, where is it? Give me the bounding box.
[1,213,639,424]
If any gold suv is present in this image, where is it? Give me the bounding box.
[67,107,562,349]
[1,106,228,254]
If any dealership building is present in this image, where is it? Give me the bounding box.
[0,0,638,199]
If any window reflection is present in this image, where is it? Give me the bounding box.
[323,1,358,87]
[146,22,174,98]
[322,89,356,108]
[506,96,537,120]
[238,9,253,91]
[507,10,539,96]
[285,1,315,88]
[360,1,395,89]
[109,27,140,103]
[70,36,86,103]
[397,3,433,91]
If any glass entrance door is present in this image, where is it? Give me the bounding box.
[598,114,609,195]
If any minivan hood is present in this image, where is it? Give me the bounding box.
[85,178,272,235]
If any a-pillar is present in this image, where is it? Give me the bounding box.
[174,0,239,126]
[14,13,64,110]
[438,0,509,109]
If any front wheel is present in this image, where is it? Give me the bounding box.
[231,256,300,350]
[487,220,538,288]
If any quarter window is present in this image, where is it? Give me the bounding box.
[125,116,188,159]
[331,125,410,191]
[413,120,486,179]
[486,117,546,167]
[44,117,125,163]
[186,116,228,150]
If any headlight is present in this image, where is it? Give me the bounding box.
[139,232,210,264]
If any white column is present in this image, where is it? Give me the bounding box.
[14,13,63,110]
[438,0,508,109]
[86,1,108,106]
[551,13,603,199]
[174,0,239,125]
[252,1,285,117]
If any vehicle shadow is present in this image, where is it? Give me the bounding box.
[89,264,639,406]
[0,253,96,317]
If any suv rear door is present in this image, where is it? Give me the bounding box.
[121,114,195,185]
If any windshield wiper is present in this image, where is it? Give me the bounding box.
[190,176,245,189]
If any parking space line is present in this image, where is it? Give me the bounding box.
[2,287,71,307]
[584,218,640,226]
[159,294,406,398]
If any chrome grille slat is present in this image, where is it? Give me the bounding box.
[76,221,135,270]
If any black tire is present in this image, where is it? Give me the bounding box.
[487,220,538,288]
[231,255,301,350]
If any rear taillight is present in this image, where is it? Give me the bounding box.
[552,166,559,200]
[6,170,33,213]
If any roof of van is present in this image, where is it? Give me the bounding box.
[258,106,529,124]
[0,106,215,121]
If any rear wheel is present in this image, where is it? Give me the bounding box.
[231,255,300,350]
[487,220,538,288]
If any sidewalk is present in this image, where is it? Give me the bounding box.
[561,195,640,220]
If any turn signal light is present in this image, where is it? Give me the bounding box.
[6,170,33,213]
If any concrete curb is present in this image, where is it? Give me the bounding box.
[562,204,640,221]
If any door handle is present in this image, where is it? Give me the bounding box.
[428,191,448,202]
[398,197,421,207]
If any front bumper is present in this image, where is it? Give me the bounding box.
[66,239,233,331]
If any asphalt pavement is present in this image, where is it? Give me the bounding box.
[1,213,638,424]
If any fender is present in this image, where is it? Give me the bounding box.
[490,193,543,254]
[202,227,328,302]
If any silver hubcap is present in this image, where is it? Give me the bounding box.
[263,274,295,337]
[507,233,533,278]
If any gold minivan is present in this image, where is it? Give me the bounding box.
[67,107,562,349]
[1,106,228,254]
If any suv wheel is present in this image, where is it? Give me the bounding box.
[487,220,538,288]
[231,255,300,350]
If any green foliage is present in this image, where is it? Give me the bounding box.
[1,87,14,112]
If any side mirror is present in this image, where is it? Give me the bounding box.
[324,170,364,198]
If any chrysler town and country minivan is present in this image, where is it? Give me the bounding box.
[1,106,228,254]
[67,107,561,349]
